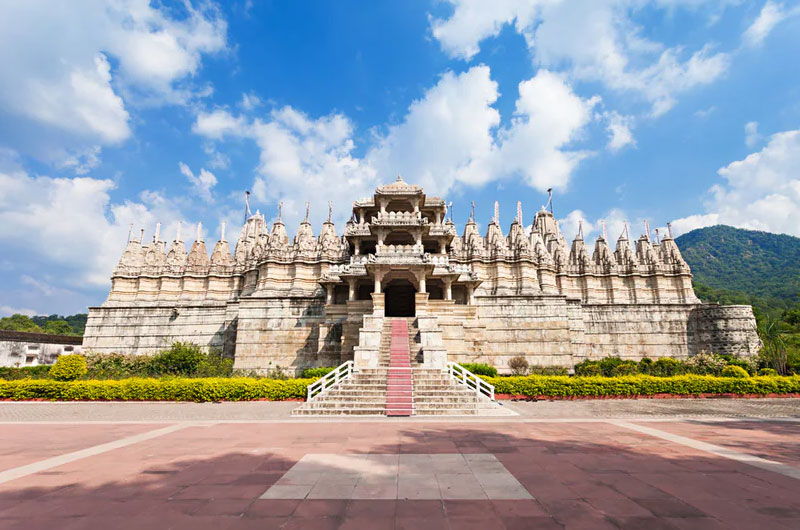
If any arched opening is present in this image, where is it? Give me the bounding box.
[384,279,416,317]
[384,232,415,246]
[386,199,413,212]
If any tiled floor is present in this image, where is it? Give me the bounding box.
[261,453,532,500]
[1,406,799,528]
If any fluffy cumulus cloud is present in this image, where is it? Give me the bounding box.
[179,162,217,202]
[672,129,800,236]
[431,0,730,116]
[0,165,193,288]
[194,66,598,227]
[0,0,226,164]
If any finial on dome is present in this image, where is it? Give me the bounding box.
[139,228,144,243]
[277,201,283,223]
[396,174,403,182]
[546,187,554,214]
[196,221,203,242]
[304,201,310,222]
[154,222,161,243]
[221,221,226,242]
[667,222,674,239]
[176,221,182,242]
[516,201,522,224]
[447,201,453,221]
[654,228,661,244]
[327,201,333,223]
[127,223,133,243]
[621,220,629,240]
[601,220,607,240]
[244,190,251,223]
[494,201,499,224]
[577,220,584,240]
[470,201,475,221]
[644,219,651,243]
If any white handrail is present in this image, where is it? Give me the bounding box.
[446,362,495,401]
[307,361,354,402]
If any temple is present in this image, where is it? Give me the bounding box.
[83,177,761,374]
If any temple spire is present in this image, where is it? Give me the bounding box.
[516,201,522,224]
[176,221,182,242]
[154,222,161,243]
[304,201,310,222]
[601,220,607,240]
[494,201,499,224]
[277,201,283,223]
[622,220,629,240]
[577,220,584,240]
[221,221,226,242]
[644,219,651,243]
[244,190,251,222]
[327,201,333,223]
[470,201,475,221]
[196,221,203,242]
[654,228,661,244]
[139,228,144,243]
[127,223,133,243]
[667,222,674,239]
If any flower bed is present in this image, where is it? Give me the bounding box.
[483,374,800,399]
[0,377,314,402]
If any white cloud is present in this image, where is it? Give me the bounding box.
[366,66,501,194]
[193,66,598,226]
[0,306,38,318]
[240,92,263,111]
[431,0,730,116]
[672,129,800,236]
[743,1,797,46]
[744,121,761,148]
[604,111,636,152]
[0,167,192,287]
[179,162,218,202]
[0,1,227,162]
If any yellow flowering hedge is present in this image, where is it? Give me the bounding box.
[0,377,314,402]
[482,374,800,398]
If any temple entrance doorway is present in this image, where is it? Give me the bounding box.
[384,280,416,317]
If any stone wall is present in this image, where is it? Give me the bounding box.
[82,302,230,355]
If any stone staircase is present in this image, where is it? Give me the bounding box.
[292,316,514,416]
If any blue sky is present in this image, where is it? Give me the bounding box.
[0,0,799,316]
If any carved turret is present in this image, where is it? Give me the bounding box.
[569,225,591,269]
[186,223,210,274]
[267,208,290,258]
[592,234,616,272]
[318,207,342,260]
[614,223,637,268]
[115,237,145,275]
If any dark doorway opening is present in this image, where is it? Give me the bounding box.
[385,280,416,317]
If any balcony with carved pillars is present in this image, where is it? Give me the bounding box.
[427,223,457,237]
[344,222,371,237]
[370,210,428,227]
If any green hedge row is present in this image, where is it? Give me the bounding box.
[483,374,800,397]
[0,377,314,402]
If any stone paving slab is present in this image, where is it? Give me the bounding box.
[0,412,799,528]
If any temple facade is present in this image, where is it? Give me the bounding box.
[83,177,761,374]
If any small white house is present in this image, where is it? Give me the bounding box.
[0,331,84,367]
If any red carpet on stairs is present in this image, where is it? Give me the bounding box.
[386,319,413,416]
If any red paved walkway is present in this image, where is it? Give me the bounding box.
[0,420,799,529]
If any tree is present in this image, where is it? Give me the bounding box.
[758,316,788,375]
[0,314,43,333]
[43,320,75,335]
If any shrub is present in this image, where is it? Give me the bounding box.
[575,360,602,376]
[652,357,682,377]
[721,365,750,378]
[461,363,498,377]
[507,356,529,376]
[85,352,156,379]
[684,351,726,376]
[0,365,51,380]
[48,354,88,381]
[758,368,778,376]
[480,374,800,398]
[637,358,653,375]
[598,357,626,377]
[0,377,314,402]
[302,366,337,378]
[529,365,568,376]
[196,350,234,378]
[149,342,204,376]
[612,361,638,376]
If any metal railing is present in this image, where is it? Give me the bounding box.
[307,361,354,402]
[446,362,495,401]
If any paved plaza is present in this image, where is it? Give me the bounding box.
[1,400,799,529]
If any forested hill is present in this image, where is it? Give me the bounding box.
[676,225,800,315]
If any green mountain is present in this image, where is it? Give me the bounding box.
[676,225,800,317]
